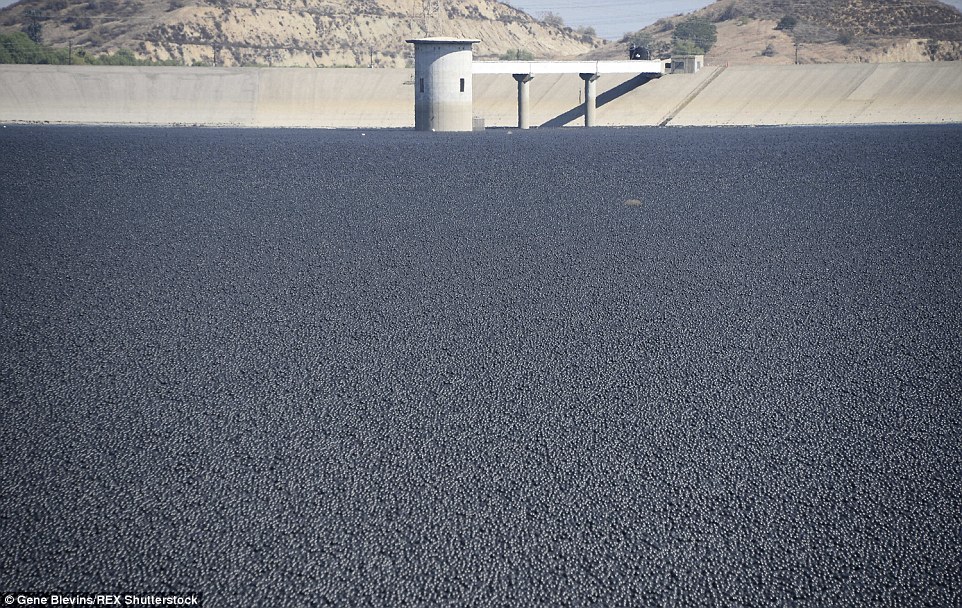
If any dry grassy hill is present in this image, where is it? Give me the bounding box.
[0,0,603,67]
[584,0,962,65]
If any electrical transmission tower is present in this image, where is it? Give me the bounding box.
[24,9,48,44]
[422,0,443,35]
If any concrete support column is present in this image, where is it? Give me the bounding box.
[579,73,600,127]
[512,73,534,129]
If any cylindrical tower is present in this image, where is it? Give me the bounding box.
[406,37,479,132]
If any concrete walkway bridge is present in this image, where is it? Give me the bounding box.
[472,60,665,128]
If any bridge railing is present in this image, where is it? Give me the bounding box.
[472,60,664,75]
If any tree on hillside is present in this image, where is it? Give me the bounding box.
[672,17,717,54]
[622,31,671,58]
[538,11,564,28]
[24,9,44,45]
[1,32,52,63]
[673,39,704,56]
[776,15,798,31]
[499,48,534,60]
[715,3,742,22]
[24,21,43,45]
[624,32,654,49]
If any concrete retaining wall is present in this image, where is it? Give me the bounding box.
[1,62,961,128]
[670,62,962,126]
[0,65,414,127]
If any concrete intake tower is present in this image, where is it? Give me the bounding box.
[406,37,479,132]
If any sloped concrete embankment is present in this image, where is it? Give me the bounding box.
[0,65,414,128]
[1,62,961,127]
[668,62,962,126]
[474,62,962,127]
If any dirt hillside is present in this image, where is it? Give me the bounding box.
[0,0,604,67]
[584,0,962,65]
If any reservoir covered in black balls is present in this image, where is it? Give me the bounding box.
[1,126,960,606]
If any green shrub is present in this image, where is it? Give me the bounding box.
[538,11,564,28]
[776,15,798,31]
[673,39,705,55]
[0,34,179,66]
[0,32,49,63]
[499,48,534,60]
[24,21,43,45]
[672,17,716,54]
[716,3,741,22]
[655,19,674,33]
[624,32,654,49]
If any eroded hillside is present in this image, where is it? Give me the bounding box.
[0,0,603,67]
[585,0,962,64]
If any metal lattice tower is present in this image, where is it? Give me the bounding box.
[24,9,48,44]
[422,0,443,35]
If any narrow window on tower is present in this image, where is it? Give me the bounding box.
[460,78,465,93]
[420,78,424,93]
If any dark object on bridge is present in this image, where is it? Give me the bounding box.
[628,43,651,60]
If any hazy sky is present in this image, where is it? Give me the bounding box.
[1,0,961,40]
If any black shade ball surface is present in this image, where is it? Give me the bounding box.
[1,126,960,606]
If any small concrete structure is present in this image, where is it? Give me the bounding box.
[473,60,664,129]
[406,37,479,132]
[671,55,704,74]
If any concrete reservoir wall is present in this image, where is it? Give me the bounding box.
[0,65,414,128]
[1,62,961,128]
[672,63,962,126]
